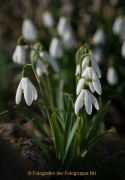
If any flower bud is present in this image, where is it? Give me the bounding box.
[121,41,125,58]
[42,11,54,28]
[106,67,118,85]
[22,18,38,42]
[49,38,63,59]
[93,29,106,45]
[57,16,72,37]
[62,30,76,50]
[112,16,125,36]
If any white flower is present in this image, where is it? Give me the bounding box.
[22,18,38,42]
[49,38,63,58]
[106,67,118,85]
[75,89,99,115]
[12,45,26,65]
[121,41,125,58]
[42,11,54,28]
[36,60,48,77]
[77,67,102,95]
[89,47,102,63]
[57,16,72,37]
[112,16,125,36]
[93,29,106,45]
[76,56,101,78]
[62,30,76,49]
[16,77,37,106]
[35,51,59,77]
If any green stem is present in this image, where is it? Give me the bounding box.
[46,75,54,108]
[31,46,54,138]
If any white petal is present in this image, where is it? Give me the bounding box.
[81,68,87,78]
[49,56,59,72]
[86,90,99,110]
[24,78,33,106]
[82,57,87,70]
[12,45,25,65]
[91,58,101,78]
[87,67,92,79]
[75,90,84,114]
[88,82,95,93]
[75,65,80,75]
[92,68,102,95]
[15,79,22,105]
[22,19,37,42]
[36,60,44,77]
[76,78,84,95]
[85,90,92,115]
[30,81,37,100]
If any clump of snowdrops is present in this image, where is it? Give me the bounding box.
[1,18,111,178]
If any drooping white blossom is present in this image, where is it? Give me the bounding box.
[77,67,102,95]
[121,41,125,58]
[22,18,38,42]
[57,16,72,37]
[75,89,99,115]
[49,38,63,59]
[12,45,26,65]
[89,47,102,63]
[16,77,37,106]
[112,16,125,36]
[76,56,101,78]
[42,11,54,28]
[93,29,106,45]
[62,30,76,50]
[106,67,118,85]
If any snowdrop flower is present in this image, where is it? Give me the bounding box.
[12,45,26,65]
[16,72,37,106]
[90,47,102,63]
[75,89,99,115]
[49,38,63,59]
[112,16,125,36]
[57,16,72,37]
[22,18,38,42]
[78,66,102,95]
[76,56,101,78]
[42,11,54,28]
[36,51,59,77]
[106,67,118,85]
[93,29,106,45]
[62,30,76,49]
[121,41,125,58]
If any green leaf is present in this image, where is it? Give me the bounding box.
[85,99,110,145]
[51,115,64,165]
[59,117,80,171]
[63,98,73,153]
[56,80,64,120]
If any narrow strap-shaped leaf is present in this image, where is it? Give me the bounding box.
[51,115,64,165]
[59,117,80,171]
[63,98,73,152]
[62,132,79,171]
[85,99,110,145]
